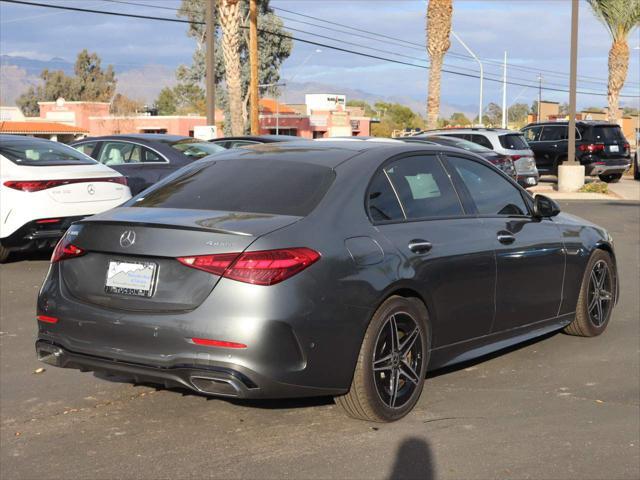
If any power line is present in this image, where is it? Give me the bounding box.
[2,0,638,98]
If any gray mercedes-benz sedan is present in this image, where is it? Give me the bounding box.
[36,141,618,422]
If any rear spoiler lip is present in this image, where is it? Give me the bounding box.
[72,219,254,237]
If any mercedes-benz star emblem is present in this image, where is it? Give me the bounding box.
[119,230,136,248]
[87,184,95,195]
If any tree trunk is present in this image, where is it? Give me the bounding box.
[607,38,629,124]
[427,54,444,129]
[219,0,244,136]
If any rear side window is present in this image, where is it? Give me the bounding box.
[132,159,335,216]
[383,155,463,220]
[470,134,494,149]
[98,142,143,165]
[368,171,404,222]
[0,138,96,166]
[498,134,529,150]
[447,156,528,216]
[522,126,542,142]
[540,126,567,141]
[592,126,625,142]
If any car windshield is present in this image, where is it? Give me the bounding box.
[130,158,335,216]
[0,138,96,166]
[423,135,492,153]
[498,134,529,150]
[169,140,225,159]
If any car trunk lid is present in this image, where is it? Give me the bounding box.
[60,207,301,312]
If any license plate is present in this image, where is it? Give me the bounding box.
[105,260,157,297]
[609,145,619,152]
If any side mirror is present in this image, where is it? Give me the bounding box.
[533,194,561,218]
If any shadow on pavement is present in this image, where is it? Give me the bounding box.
[388,437,436,480]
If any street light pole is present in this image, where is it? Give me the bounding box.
[558,0,585,192]
[502,51,507,129]
[249,0,259,134]
[452,31,483,126]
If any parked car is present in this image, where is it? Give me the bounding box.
[210,134,307,149]
[521,121,631,183]
[424,128,539,187]
[399,134,517,180]
[0,135,131,263]
[36,141,617,422]
[71,134,225,194]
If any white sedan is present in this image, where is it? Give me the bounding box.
[0,135,131,262]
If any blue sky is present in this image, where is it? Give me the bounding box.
[1,0,639,113]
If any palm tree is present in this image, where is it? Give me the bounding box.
[426,0,453,129]
[588,0,640,124]
[219,0,244,135]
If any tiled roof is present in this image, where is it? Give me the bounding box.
[0,121,88,134]
[259,98,296,114]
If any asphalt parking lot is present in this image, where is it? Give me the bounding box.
[1,201,639,480]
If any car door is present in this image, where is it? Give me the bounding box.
[537,125,568,172]
[96,141,147,194]
[444,154,565,332]
[368,153,496,348]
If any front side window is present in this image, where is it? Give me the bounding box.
[382,155,463,220]
[367,171,404,222]
[447,156,528,216]
[539,126,567,142]
[98,142,143,165]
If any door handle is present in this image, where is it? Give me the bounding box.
[497,232,516,245]
[408,239,432,254]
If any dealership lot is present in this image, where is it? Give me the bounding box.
[1,201,638,480]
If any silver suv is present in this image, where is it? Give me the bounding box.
[423,128,539,187]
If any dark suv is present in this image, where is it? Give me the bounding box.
[521,121,631,183]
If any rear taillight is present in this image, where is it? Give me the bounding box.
[623,143,630,151]
[37,314,59,324]
[177,247,321,286]
[3,176,127,192]
[191,338,247,349]
[508,155,522,161]
[51,235,85,263]
[578,143,605,153]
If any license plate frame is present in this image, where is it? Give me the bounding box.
[105,260,157,297]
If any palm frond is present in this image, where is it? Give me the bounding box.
[588,0,640,39]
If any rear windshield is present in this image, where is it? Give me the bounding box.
[592,125,625,142]
[131,159,335,216]
[0,138,96,166]
[498,134,529,150]
[168,140,225,159]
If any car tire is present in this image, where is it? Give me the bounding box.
[0,245,10,263]
[564,249,616,337]
[634,153,639,180]
[598,173,622,183]
[335,296,430,422]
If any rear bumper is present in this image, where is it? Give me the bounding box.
[585,162,630,176]
[0,216,83,252]
[36,340,346,399]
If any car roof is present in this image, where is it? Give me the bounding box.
[204,139,462,168]
[75,134,192,143]
[211,135,305,142]
[423,128,517,135]
[523,121,618,127]
[0,134,59,143]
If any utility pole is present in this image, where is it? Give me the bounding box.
[249,0,259,134]
[537,73,543,121]
[502,51,507,129]
[205,0,216,130]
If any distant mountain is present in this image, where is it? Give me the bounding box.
[0,55,74,76]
